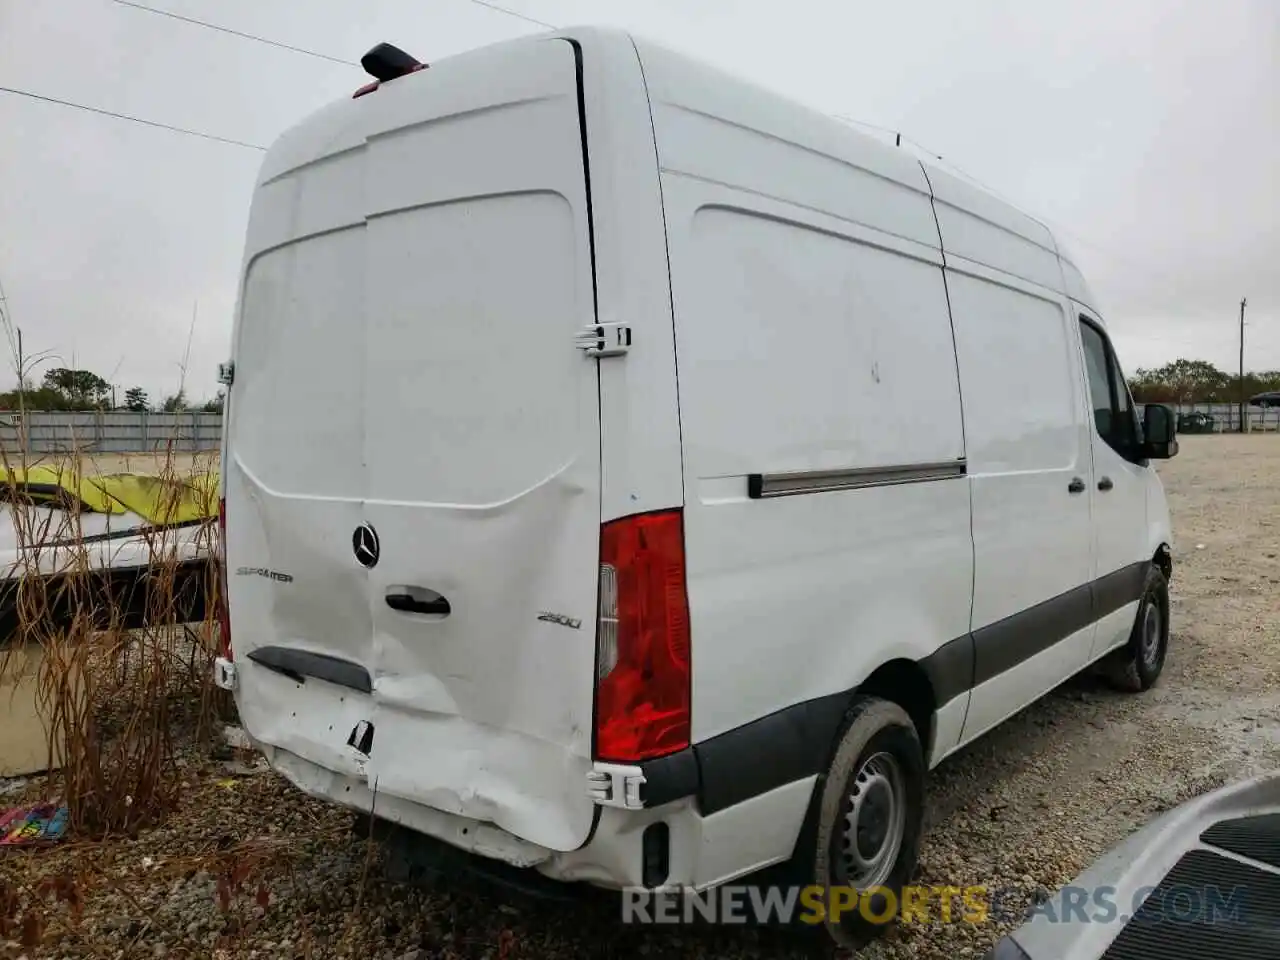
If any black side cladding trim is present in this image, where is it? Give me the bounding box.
[1201,814,1280,870]
[638,747,700,808]
[1099,849,1280,960]
[1094,560,1152,620]
[972,560,1150,687]
[973,583,1095,687]
[246,646,372,694]
[695,690,850,816]
[921,633,975,709]
[687,561,1153,816]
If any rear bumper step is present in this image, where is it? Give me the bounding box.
[245,646,372,693]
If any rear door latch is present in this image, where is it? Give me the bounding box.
[575,322,632,358]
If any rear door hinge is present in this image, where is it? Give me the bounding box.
[217,361,235,385]
[575,322,632,358]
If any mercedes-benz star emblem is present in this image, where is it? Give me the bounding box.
[352,522,380,569]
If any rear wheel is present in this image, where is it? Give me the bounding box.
[794,697,926,950]
[1103,566,1169,692]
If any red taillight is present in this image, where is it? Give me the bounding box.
[594,510,691,762]
[217,497,232,660]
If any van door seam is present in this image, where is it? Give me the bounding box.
[919,159,977,723]
[629,36,687,506]
[564,37,604,849]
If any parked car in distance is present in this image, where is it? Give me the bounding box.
[213,28,1181,949]
[1176,411,1215,434]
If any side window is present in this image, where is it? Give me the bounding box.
[1079,318,1137,457]
[1108,351,1139,447]
[1079,321,1114,440]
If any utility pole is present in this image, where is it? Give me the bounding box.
[1239,298,1248,434]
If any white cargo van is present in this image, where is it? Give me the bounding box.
[213,28,1179,944]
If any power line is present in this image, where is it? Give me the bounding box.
[2,0,553,153]
[110,0,356,66]
[0,85,267,150]
[22,0,1193,289]
[468,0,557,29]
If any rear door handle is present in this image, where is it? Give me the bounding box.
[385,586,451,617]
[1098,476,1114,492]
[1068,477,1086,494]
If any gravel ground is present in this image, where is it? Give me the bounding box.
[4,434,1279,959]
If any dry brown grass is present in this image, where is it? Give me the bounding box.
[0,436,225,838]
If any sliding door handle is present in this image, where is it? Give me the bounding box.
[1098,476,1114,492]
[1068,477,1086,494]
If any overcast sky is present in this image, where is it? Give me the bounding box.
[1,0,1276,402]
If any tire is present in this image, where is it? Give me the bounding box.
[793,697,926,951]
[1103,565,1169,693]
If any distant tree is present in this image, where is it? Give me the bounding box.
[0,386,71,410]
[1127,359,1280,405]
[1157,359,1229,402]
[1128,368,1173,404]
[41,367,111,408]
[200,391,225,414]
[124,386,149,412]
[1127,359,1227,404]
[160,389,188,412]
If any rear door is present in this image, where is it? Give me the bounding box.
[224,39,602,852]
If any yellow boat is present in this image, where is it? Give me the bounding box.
[1,465,219,524]
[0,466,218,639]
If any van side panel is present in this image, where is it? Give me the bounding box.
[663,185,973,745]
[634,39,974,754]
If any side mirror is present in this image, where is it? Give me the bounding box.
[1142,404,1179,460]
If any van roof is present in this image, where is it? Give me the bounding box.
[256,25,1100,316]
